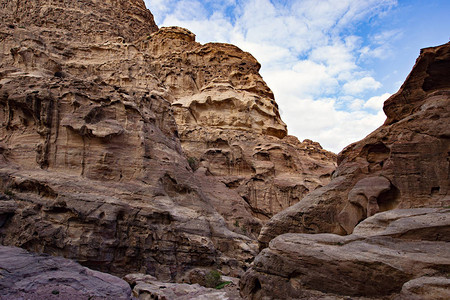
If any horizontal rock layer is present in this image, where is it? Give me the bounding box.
[241,208,450,299]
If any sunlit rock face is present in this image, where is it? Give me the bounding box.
[0,0,258,280]
[241,42,450,299]
[0,0,335,281]
[142,26,336,219]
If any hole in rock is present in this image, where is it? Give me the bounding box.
[378,184,400,212]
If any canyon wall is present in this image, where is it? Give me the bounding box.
[241,42,450,299]
[0,0,335,282]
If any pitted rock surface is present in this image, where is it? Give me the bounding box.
[0,0,334,281]
[259,42,450,247]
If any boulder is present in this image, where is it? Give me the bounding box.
[241,208,450,299]
[0,246,132,299]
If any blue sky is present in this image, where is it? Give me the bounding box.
[144,0,449,153]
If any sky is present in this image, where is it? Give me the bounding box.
[144,0,449,153]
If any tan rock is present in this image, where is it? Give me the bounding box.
[242,42,450,299]
[124,272,241,300]
[0,0,262,280]
[138,26,337,220]
[397,277,450,300]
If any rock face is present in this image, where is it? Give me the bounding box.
[259,42,450,247]
[240,43,450,299]
[0,0,257,280]
[0,245,133,299]
[241,208,450,299]
[142,26,336,219]
[0,0,334,282]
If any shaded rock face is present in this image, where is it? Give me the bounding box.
[259,43,450,247]
[0,246,133,299]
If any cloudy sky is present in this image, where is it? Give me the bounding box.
[144,0,449,153]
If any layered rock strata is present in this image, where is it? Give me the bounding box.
[0,0,257,280]
[240,43,450,299]
[142,26,336,219]
[0,0,334,281]
[241,208,450,299]
[259,42,450,247]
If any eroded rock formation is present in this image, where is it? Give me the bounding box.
[259,42,450,247]
[0,246,133,299]
[241,208,450,299]
[0,0,334,283]
[143,26,336,219]
[241,42,450,299]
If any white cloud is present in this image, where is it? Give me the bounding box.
[364,92,392,111]
[343,77,382,95]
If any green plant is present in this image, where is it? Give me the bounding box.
[215,281,232,289]
[205,270,222,288]
[187,157,198,171]
[51,290,59,295]
[234,220,240,227]
[4,189,14,197]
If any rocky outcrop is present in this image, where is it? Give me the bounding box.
[240,208,450,299]
[0,0,334,282]
[259,42,450,247]
[142,26,336,219]
[0,0,260,280]
[0,0,158,43]
[0,245,133,299]
[241,42,450,299]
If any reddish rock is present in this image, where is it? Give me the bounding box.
[242,42,450,299]
[259,43,450,248]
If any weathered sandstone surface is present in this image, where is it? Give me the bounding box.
[141,26,336,219]
[0,0,334,284]
[125,273,241,299]
[0,245,132,299]
[240,42,450,299]
[259,42,450,247]
[241,208,450,299]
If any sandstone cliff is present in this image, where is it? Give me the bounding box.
[0,0,335,283]
[240,42,450,299]
[142,26,336,219]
